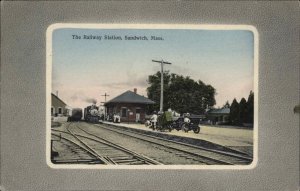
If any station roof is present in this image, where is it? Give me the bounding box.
[207,108,230,114]
[51,93,67,106]
[105,90,155,105]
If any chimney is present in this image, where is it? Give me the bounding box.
[134,88,137,94]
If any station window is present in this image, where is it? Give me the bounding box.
[121,108,127,117]
[136,108,141,114]
[58,107,62,114]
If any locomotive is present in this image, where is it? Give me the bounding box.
[84,104,100,123]
[67,108,83,122]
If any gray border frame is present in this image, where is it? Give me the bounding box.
[1,1,299,190]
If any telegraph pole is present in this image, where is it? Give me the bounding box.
[101,93,109,119]
[102,93,109,103]
[152,59,172,113]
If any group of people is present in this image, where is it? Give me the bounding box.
[100,113,120,123]
[148,109,190,129]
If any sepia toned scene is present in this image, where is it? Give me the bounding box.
[49,26,255,166]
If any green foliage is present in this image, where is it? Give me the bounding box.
[246,91,254,123]
[146,71,216,114]
[229,91,254,126]
[223,101,230,108]
[239,98,247,123]
[230,98,240,125]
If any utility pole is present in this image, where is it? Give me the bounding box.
[101,93,109,119]
[152,59,172,113]
[102,93,110,103]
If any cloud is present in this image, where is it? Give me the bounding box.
[70,94,79,101]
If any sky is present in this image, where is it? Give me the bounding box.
[52,28,254,109]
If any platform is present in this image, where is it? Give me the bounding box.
[101,121,253,148]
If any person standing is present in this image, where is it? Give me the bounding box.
[150,111,158,129]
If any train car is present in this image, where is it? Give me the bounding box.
[84,105,100,123]
[67,108,83,122]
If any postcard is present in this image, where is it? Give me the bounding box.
[46,24,258,169]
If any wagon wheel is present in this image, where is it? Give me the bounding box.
[181,123,189,133]
[166,122,173,132]
[193,126,200,134]
[168,125,172,132]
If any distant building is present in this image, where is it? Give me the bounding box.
[51,93,69,116]
[206,108,230,125]
[104,89,155,123]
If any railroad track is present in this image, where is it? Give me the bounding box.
[52,123,162,165]
[91,123,253,165]
[51,133,103,164]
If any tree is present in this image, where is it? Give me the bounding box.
[146,72,216,114]
[246,91,254,124]
[223,101,230,108]
[239,98,247,124]
[228,91,254,126]
[230,98,240,125]
[146,71,171,113]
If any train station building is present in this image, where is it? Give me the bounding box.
[205,108,230,125]
[104,89,155,123]
[51,93,69,117]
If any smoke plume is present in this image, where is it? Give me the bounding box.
[70,92,97,104]
[84,98,97,104]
